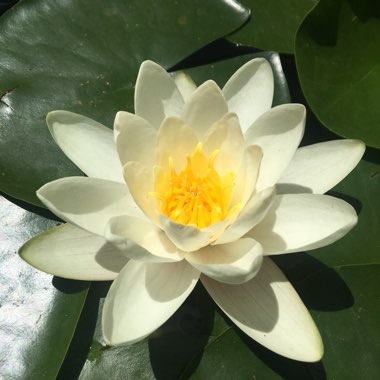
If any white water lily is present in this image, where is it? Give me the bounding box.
[20,58,365,362]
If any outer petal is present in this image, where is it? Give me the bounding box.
[105,215,184,262]
[223,58,274,133]
[37,177,143,236]
[203,112,245,174]
[160,215,230,252]
[102,260,200,345]
[182,80,228,138]
[134,60,184,128]
[19,224,127,280]
[277,140,366,194]
[172,71,197,102]
[47,111,123,182]
[201,258,323,362]
[216,187,275,245]
[155,117,198,172]
[185,238,263,284]
[114,111,157,167]
[245,104,306,191]
[248,194,358,255]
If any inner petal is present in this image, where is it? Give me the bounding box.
[152,143,241,229]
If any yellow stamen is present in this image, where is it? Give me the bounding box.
[153,143,240,228]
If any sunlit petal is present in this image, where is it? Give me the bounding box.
[20,223,127,280]
[135,60,184,128]
[277,139,366,194]
[102,260,199,345]
[248,194,358,254]
[223,58,274,133]
[185,238,263,284]
[47,111,123,182]
[202,258,323,362]
[37,177,143,236]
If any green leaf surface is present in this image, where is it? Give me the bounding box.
[0,196,89,379]
[0,0,249,206]
[229,0,317,53]
[295,0,380,148]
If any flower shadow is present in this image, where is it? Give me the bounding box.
[56,281,111,379]
[148,282,215,380]
[94,242,129,273]
[238,330,328,380]
[213,253,353,379]
[273,253,354,312]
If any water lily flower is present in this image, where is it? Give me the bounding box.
[20,58,365,362]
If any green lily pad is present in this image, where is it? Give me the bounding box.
[229,0,317,53]
[0,196,89,379]
[0,0,249,206]
[295,0,380,148]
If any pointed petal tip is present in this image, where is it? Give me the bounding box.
[46,110,67,131]
[102,327,148,347]
[349,139,366,155]
[266,321,324,362]
[297,328,324,362]
[139,59,161,68]
[136,60,168,80]
[239,57,271,71]
[46,110,56,124]
[46,109,82,125]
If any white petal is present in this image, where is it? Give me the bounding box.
[114,111,157,167]
[203,112,245,174]
[134,60,184,128]
[223,58,274,133]
[216,187,275,245]
[277,139,366,194]
[47,111,124,182]
[37,177,143,236]
[105,215,184,262]
[202,258,323,362]
[155,117,198,172]
[245,104,306,191]
[182,80,228,138]
[123,161,158,224]
[160,215,230,252]
[231,145,263,207]
[248,194,358,255]
[102,260,200,345]
[185,238,263,284]
[172,71,197,102]
[19,223,127,280]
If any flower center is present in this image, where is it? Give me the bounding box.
[153,143,240,229]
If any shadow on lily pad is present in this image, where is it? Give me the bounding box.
[273,253,354,311]
[1,191,60,221]
[56,281,111,380]
[327,191,362,215]
[52,276,90,294]
[239,329,327,380]
[149,282,215,380]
